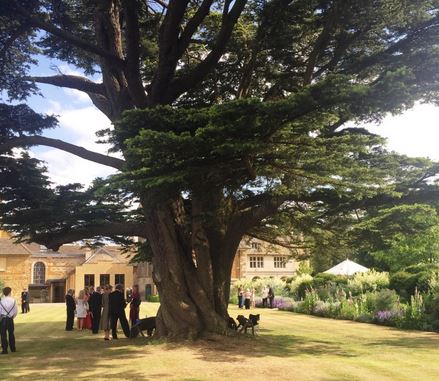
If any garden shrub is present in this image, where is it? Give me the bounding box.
[400,289,426,330]
[288,274,313,299]
[423,293,439,325]
[312,300,331,317]
[347,270,389,295]
[415,271,434,293]
[271,297,295,310]
[428,272,439,295]
[301,288,319,314]
[374,289,399,313]
[296,279,314,300]
[404,263,439,274]
[364,292,377,314]
[338,299,357,320]
[389,271,416,299]
[313,273,348,286]
[146,294,160,302]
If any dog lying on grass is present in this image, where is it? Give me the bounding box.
[130,316,156,338]
[236,314,260,335]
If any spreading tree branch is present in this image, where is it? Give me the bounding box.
[303,2,340,85]
[30,75,105,95]
[350,14,439,75]
[29,222,146,251]
[122,0,149,107]
[12,3,125,66]
[164,0,248,103]
[148,0,191,103]
[0,136,125,170]
[177,0,215,56]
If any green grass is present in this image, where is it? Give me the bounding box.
[1,303,439,380]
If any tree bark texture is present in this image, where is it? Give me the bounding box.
[143,204,237,338]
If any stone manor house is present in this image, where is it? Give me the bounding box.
[0,230,298,303]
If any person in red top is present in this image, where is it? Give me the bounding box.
[129,284,141,327]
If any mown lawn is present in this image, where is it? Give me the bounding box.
[0,303,438,381]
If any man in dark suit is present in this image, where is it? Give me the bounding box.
[88,286,102,334]
[21,289,29,314]
[109,284,130,339]
[65,289,75,331]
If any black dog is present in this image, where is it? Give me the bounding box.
[228,316,238,330]
[236,314,260,335]
[130,316,156,338]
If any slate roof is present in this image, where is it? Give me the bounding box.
[0,232,131,263]
[0,237,33,255]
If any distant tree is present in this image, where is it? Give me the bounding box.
[354,204,439,272]
[0,1,439,338]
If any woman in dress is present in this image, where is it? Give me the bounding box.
[76,289,87,330]
[99,285,111,340]
[129,284,141,327]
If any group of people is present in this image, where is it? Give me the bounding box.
[65,284,141,340]
[237,285,275,309]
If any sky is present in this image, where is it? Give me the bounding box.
[25,60,119,186]
[19,59,439,187]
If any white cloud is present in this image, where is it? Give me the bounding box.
[34,149,117,187]
[30,98,119,186]
[63,88,91,104]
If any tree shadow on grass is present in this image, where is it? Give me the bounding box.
[1,322,157,380]
[185,330,357,363]
[367,334,439,349]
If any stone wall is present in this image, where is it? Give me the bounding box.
[0,255,31,299]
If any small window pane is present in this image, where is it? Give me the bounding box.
[84,274,95,287]
[100,274,110,286]
[115,274,125,286]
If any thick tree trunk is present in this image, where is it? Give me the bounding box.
[143,203,238,338]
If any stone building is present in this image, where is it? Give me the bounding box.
[0,231,141,302]
[231,237,298,280]
[0,230,298,303]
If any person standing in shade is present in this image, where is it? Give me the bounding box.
[100,285,111,340]
[129,284,141,327]
[83,288,92,330]
[21,289,29,314]
[25,289,30,312]
[89,286,102,334]
[65,289,76,331]
[244,288,252,309]
[238,286,244,309]
[109,284,130,339]
[0,287,18,354]
[268,286,275,308]
[261,286,269,308]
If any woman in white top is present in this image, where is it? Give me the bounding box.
[76,289,88,330]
